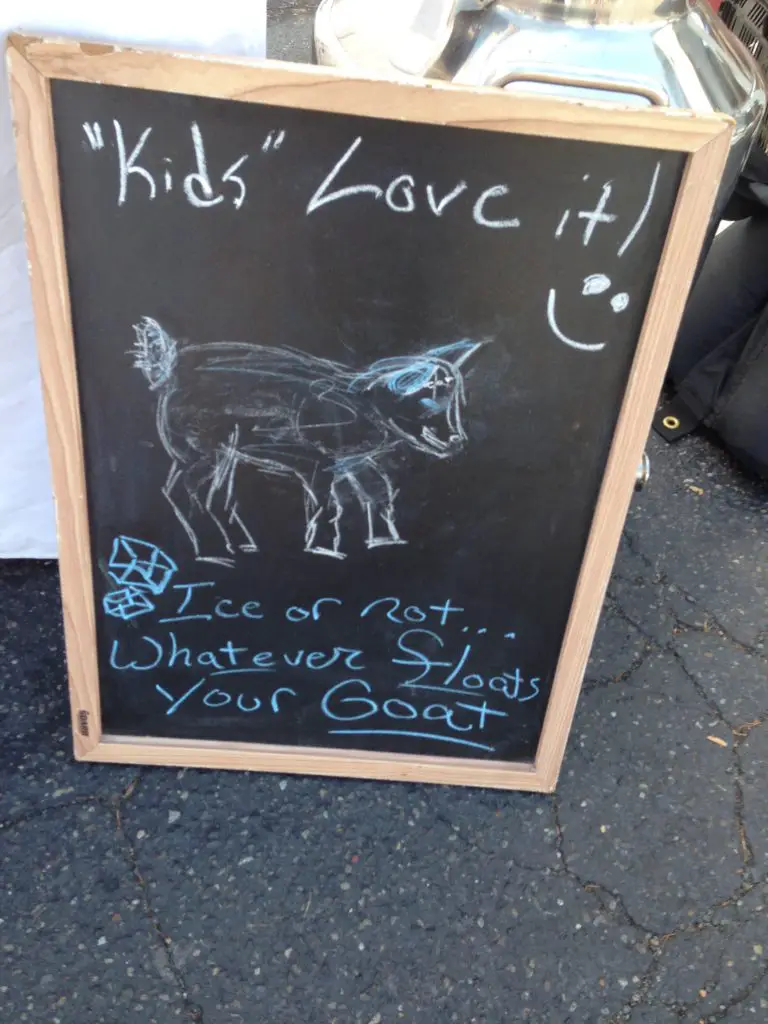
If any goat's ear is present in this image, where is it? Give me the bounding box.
[423,338,488,370]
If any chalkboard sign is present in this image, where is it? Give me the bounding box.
[9,35,731,790]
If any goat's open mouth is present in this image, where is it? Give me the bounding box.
[421,426,462,453]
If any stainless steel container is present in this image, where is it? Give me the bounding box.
[314,0,767,224]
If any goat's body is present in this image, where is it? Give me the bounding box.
[160,343,398,474]
[133,319,482,565]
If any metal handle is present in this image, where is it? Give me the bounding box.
[494,67,670,106]
[635,452,650,491]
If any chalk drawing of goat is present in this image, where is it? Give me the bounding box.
[132,317,486,565]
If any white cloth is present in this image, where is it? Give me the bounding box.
[0,2,265,557]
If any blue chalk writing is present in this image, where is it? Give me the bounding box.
[110,636,163,671]
[109,632,369,676]
[214,598,239,618]
[381,698,418,719]
[211,668,273,676]
[237,694,262,712]
[204,689,232,708]
[159,614,211,624]
[162,588,264,622]
[160,584,214,620]
[522,678,540,702]
[440,644,473,688]
[167,632,192,669]
[101,555,545,739]
[312,598,342,619]
[454,700,508,729]
[321,679,509,737]
[285,597,341,622]
[197,650,225,671]
[322,679,378,721]
[360,597,403,622]
[271,687,297,712]
[428,600,464,627]
[283,648,365,671]
[423,702,473,732]
[490,673,519,700]
[328,730,495,752]
[171,580,215,615]
[403,605,427,623]
[392,629,452,683]
[360,597,443,625]
[220,641,248,664]
[156,679,296,716]
[400,675,540,704]
[156,678,206,715]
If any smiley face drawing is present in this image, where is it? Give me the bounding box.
[546,274,630,353]
[548,160,662,353]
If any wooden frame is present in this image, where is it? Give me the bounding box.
[7,33,732,791]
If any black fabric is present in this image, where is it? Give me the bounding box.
[663,215,768,477]
[723,142,768,220]
[670,214,768,385]
[712,303,768,477]
[653,396,703,440]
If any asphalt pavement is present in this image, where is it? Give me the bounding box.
[3,429,767,1024]
[1,4,767,1021]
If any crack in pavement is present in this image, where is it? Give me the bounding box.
[605,591,731,728]
[431,817,549,876]
[670,584,768,668]
[607,954,669,1023]
[0,794,99,833]
[602,875,768,1023]
[665,924,768,1023]
[605,590,761,876]
[113,788,205,1023]
[620,528,658,578]
[582,638,657,696]
[552,793,655,937]
[729,741,757,871]
[704,957,768,1022]
[0,769,148,835]
[619,528,767,667]
[566,521,767,1020]
[554,781,768,1024]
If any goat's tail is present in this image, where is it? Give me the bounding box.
[131,317,178,391]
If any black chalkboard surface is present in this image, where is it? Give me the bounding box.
[10,37,731,789]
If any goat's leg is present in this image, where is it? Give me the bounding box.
[346,465,406,549]
[163,461,200,556]
[167,456,237,566]
[218,451,258,553]
[303,476,345,559]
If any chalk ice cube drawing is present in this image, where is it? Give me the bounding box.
[103,585,156,620]
[107,535,177,594]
